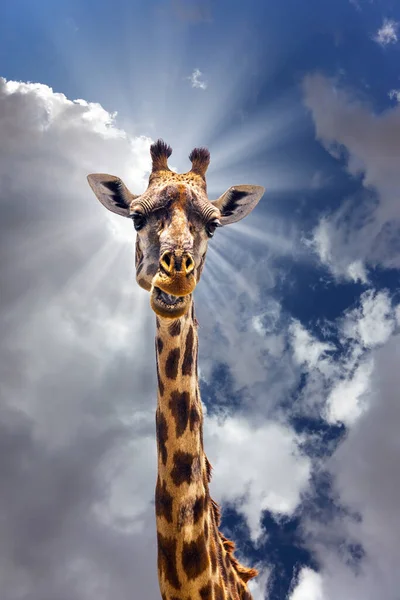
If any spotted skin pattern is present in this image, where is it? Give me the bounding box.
[87,140,265,600]
[155,311,257,600]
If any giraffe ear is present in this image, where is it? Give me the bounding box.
[87,174,140,218]
[211,185,265,225]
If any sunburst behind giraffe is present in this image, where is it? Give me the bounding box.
[87,140,264,600]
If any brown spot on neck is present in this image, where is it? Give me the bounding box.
[199,582,212,599]
[182,534,209,580]
[165,347,180,380]
[169,390,190,438]
[156,360,165,396]
[155,477,173,523]
[156,410,168,465]
[169,319,182,336]
[171,451,201,486]
[182,325,194,376]
[157,533,181,591]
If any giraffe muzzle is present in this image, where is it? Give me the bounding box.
[150,251,196,318]
[159,250,195,276]
[153,250,197,297]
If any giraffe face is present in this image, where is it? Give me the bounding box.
[133,181,219,319]
[87,140,265,319]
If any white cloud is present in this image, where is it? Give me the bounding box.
[290,568,325,600]
[374,18,398,46]
[303,74,400,277]
[326,358,373,425]
[324,290,397,425]
[248,568,271,600]
[0,77,160,599]
[206,414,311,541]
[289,289,399,428]
[188,67,208,89]
[341,290,396,348]
[290,320,334,371]
[388,89,400,102]
[252,298,282,336]
[286,277,400,600]
[306,221,369,284]
[95,426,157,533]
[346,260,369,284]
[303,332,400,600]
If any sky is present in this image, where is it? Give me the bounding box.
[1,0,400,599]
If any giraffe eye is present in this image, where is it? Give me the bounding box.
[206,219,221,238]
[130,211,146,231]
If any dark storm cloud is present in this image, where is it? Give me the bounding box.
[0,78,160,600]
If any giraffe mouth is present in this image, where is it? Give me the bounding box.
[150,286,191,318]
[156,288,184,306]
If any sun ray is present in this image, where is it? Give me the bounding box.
[206,243,259,302]
[220,219,298,257]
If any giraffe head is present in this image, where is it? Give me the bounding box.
[88,140,264,319]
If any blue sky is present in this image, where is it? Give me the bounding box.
[1,1,400,599]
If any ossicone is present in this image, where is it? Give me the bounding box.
[150,139,172,172]
[189,147,210,179]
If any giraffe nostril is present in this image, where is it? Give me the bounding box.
[163,254,171,267]
[184,255,195,275]
[159,251,194,276]
[160,251,174,274]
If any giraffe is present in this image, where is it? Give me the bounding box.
[87,140,264,600]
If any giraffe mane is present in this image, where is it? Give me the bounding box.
[209,461,259,583]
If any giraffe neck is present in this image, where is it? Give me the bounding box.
[154,301,256,600]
